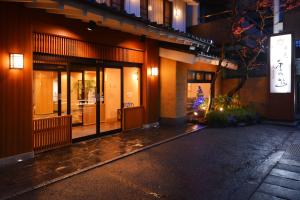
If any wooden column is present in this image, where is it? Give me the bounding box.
[0,3,33,158]
[143,39,160,124]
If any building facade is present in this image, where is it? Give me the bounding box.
[0,0,233,166]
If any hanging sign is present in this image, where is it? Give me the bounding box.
[270,34,292,93]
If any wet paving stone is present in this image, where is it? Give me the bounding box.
[270,168,300,181]
[276,163,300,174]
[258,183,300,200]
[0,124,203,200]
[279,159,300,167]
[264,175,300,191]
[250,192,285,200]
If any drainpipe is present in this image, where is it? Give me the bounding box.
[273,0,283,33]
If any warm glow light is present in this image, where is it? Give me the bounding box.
[219,107,224,112]
[151,67,158,76]
[148,5,152,11]
[193,112,198,116]
[270,34,292,93]
[175,9,181,17]
[132,71,139,80]
[10,53,24,69]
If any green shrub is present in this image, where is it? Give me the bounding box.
[206,110,229,127]
[206,107,258,128]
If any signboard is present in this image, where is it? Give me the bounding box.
[270,34,292,93]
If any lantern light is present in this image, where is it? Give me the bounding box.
[10,53,24,69]
[175,9,181,17]
[151,67,158,76]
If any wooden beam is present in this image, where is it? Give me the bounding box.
[25,2,62,9]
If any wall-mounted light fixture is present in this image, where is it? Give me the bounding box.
[175,9,181,17]
[151,67,158,76]
[9,53,24,69]
[148,5,153,11]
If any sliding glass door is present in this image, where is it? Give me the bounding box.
[71,70,97,139]
[33,64,141,140]
[100,68,122,133]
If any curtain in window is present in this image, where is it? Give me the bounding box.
[148,0,163,24]
[125,0,140,17]
[95,0,110,6]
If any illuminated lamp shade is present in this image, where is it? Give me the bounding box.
[151,67,158,76]
[175,9,181,17]
[10,53,24,69]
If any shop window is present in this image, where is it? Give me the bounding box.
[123,67,141,107]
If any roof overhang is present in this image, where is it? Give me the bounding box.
[159,47,238,69]
[8,0,211,49]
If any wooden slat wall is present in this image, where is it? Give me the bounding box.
[122,107,144,131]
[0,3,33,158]
[33,33,144,63]
[33,115,72,153]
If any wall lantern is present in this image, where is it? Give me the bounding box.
[175,9,181,17]
[10,53,24,69]
[151,67,158,76]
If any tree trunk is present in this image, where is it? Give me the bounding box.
[208,45,225,111]
[227,76,247,97]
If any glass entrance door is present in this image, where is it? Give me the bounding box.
[100,68,122,133]
[71,70,97,139]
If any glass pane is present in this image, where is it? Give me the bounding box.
[33,71,58,119]
[101,68,121,133]
[124,67,140,107]
[187,83,211,121]
[71,72,83,125]
[72,71,97,139]
[61,72,68,115]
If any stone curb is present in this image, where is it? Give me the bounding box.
[1,126,206,200]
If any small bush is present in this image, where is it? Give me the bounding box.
[206,110,229,127]
[206,107,259,128]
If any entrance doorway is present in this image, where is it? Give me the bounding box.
[186,71,214,122]
[33,64,141,140]
[70,70,97,139]
[100,68,122,133]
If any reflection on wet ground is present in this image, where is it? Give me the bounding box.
[0,124,204,200]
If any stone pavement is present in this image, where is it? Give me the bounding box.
[0,124,203,200]
[250,129,300,200]
[8,124,297,200]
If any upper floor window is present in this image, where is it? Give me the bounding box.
[163,0,172,27]
[140,0,148,19]
[111,0,124,10]
[95,0,110,6]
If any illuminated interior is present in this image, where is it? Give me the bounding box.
[33,66,141,139]
[187,83,211,120]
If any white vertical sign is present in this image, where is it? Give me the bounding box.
[270,34,292,93]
